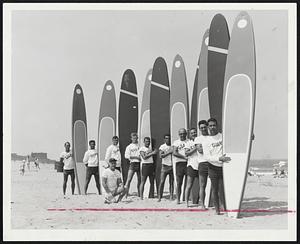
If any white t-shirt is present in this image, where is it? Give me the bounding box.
[60,151,75,170]
[203,133,223,167]
[105,144,121,167]
[139,146,154,164]
[125,143,140,163]
[83,149,99,167]
[159,143,173,166]
[102,168,122,194]
[185,139,199,170]
[172,139,189,164]
[194,135,208,163]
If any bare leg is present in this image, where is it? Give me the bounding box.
[124,169,134,197]
[158,171,167,201]
[139,175,147,200]
[176,174,184,204]
[199,174,208,208]
[136,170,141,197]
[185,175,194,207]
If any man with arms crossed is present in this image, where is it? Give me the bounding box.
[172,128,189,204]
[124,132,141,197]
[60,142,75,195]
[105,136,122,172]
[158,134,174,202]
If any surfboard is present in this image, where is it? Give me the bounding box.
[191,29,212,205]
[170,54,189,202]
[150,57,170,196]
[222,11,256,218]
[98,80,116,195]
[207,14,230,209]
[72,84,88,195]
[139,69,155,198]
[118,69,139,185]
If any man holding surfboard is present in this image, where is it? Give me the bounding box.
[60,142,75,195]
[158,134,174,202]
[172,128,189,204]
[124,132,141,197]
[202,118,231,215]
[139,137,157,200]
[105,136,122,172]
[83,140,101,195]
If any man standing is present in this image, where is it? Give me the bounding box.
[203,118,231,215]
[102,158,126,204]
[184,128,199,207]
[194,120,210,209]
[172,128,189,204]
[60,142,75,195]
[105,136,122,172]
[83,140,101,195]
[158,134,174,201]
[124,132,141,197]
[139,137,157,200]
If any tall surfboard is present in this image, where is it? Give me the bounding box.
[191,29,212,205]
[150,57,170,195]
[223,12,256,218]
[170,54,189,202]
[207,14,230,209]
[118,69,138,184]
[72,84,88,195]
[98,80,116,194]
[139,69,155,198]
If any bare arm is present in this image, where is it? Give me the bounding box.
[101,177,111,194]
[172,146,187,160]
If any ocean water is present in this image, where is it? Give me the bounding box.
[249,159,288,173]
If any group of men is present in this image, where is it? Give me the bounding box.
[60,117,231,215]
[19,156,40,175]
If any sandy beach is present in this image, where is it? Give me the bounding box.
[10,161,289,230]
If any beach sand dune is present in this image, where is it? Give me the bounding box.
[11,161,288,229]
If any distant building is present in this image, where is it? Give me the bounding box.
[31,152,47,160]
[11,152,55,164]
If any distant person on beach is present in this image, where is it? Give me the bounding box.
[202,118,231,215]
[184,128,200,207]
[158,134,174,202]
[19,160,26,175]
[105,136,121,172]
[194,120,210,209]
[83,140,101,195]
[26,156,30,171]
[60,142,75,195]
[172,128,189,204]
[34,158,40,170]
[102,158,126,204]
[124,132,141,197]
[139,137,157,200]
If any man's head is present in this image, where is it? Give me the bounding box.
[198,120,209,136]
[64,141,71,151]
[130,132,138,144]
[89,140,96,149]
[108,158,117,170]
[112,136,119,146]
[207,118,218,136]
[164,134,171,145]
[178,128,187,141]
[189,128,197,140]
[144,137,151,147]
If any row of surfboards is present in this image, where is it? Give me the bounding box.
[70,11,255,218]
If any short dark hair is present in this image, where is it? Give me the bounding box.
[64,141,70,146]
[164,134,170,138]
[198,120,208,127]
[189,127,197,132]
[109,158,117,163]
[89,140,96,145]
[207,118,218,125]
[144,136,151,141]
[112,136,118,140]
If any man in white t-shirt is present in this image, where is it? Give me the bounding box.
[60,141,76,195]
[194,120,209,209]
[124,132,141,197]
[173,128,189,204]
[158,134,174,201]
[83,140,101,195]
[184,128,199,207]
[139,137,157,200]
[102,158,126,204]
[203,118,231,215]
[105,136,122,172]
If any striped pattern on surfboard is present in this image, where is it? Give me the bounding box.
[223,11,256,218]
[150,57,170,196]
[72,84,88,195]
[98,80,116,195]
[139,69,155,198]
[170,54,189,202]
[207,14,230,209]
[118,69,138,185]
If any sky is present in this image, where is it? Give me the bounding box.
[10,8,288,160]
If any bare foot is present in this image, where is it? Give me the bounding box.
[157,198,161,202]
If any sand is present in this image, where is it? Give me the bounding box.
[10,161,289,230]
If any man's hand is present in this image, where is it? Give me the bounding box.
[219,154,231,163]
